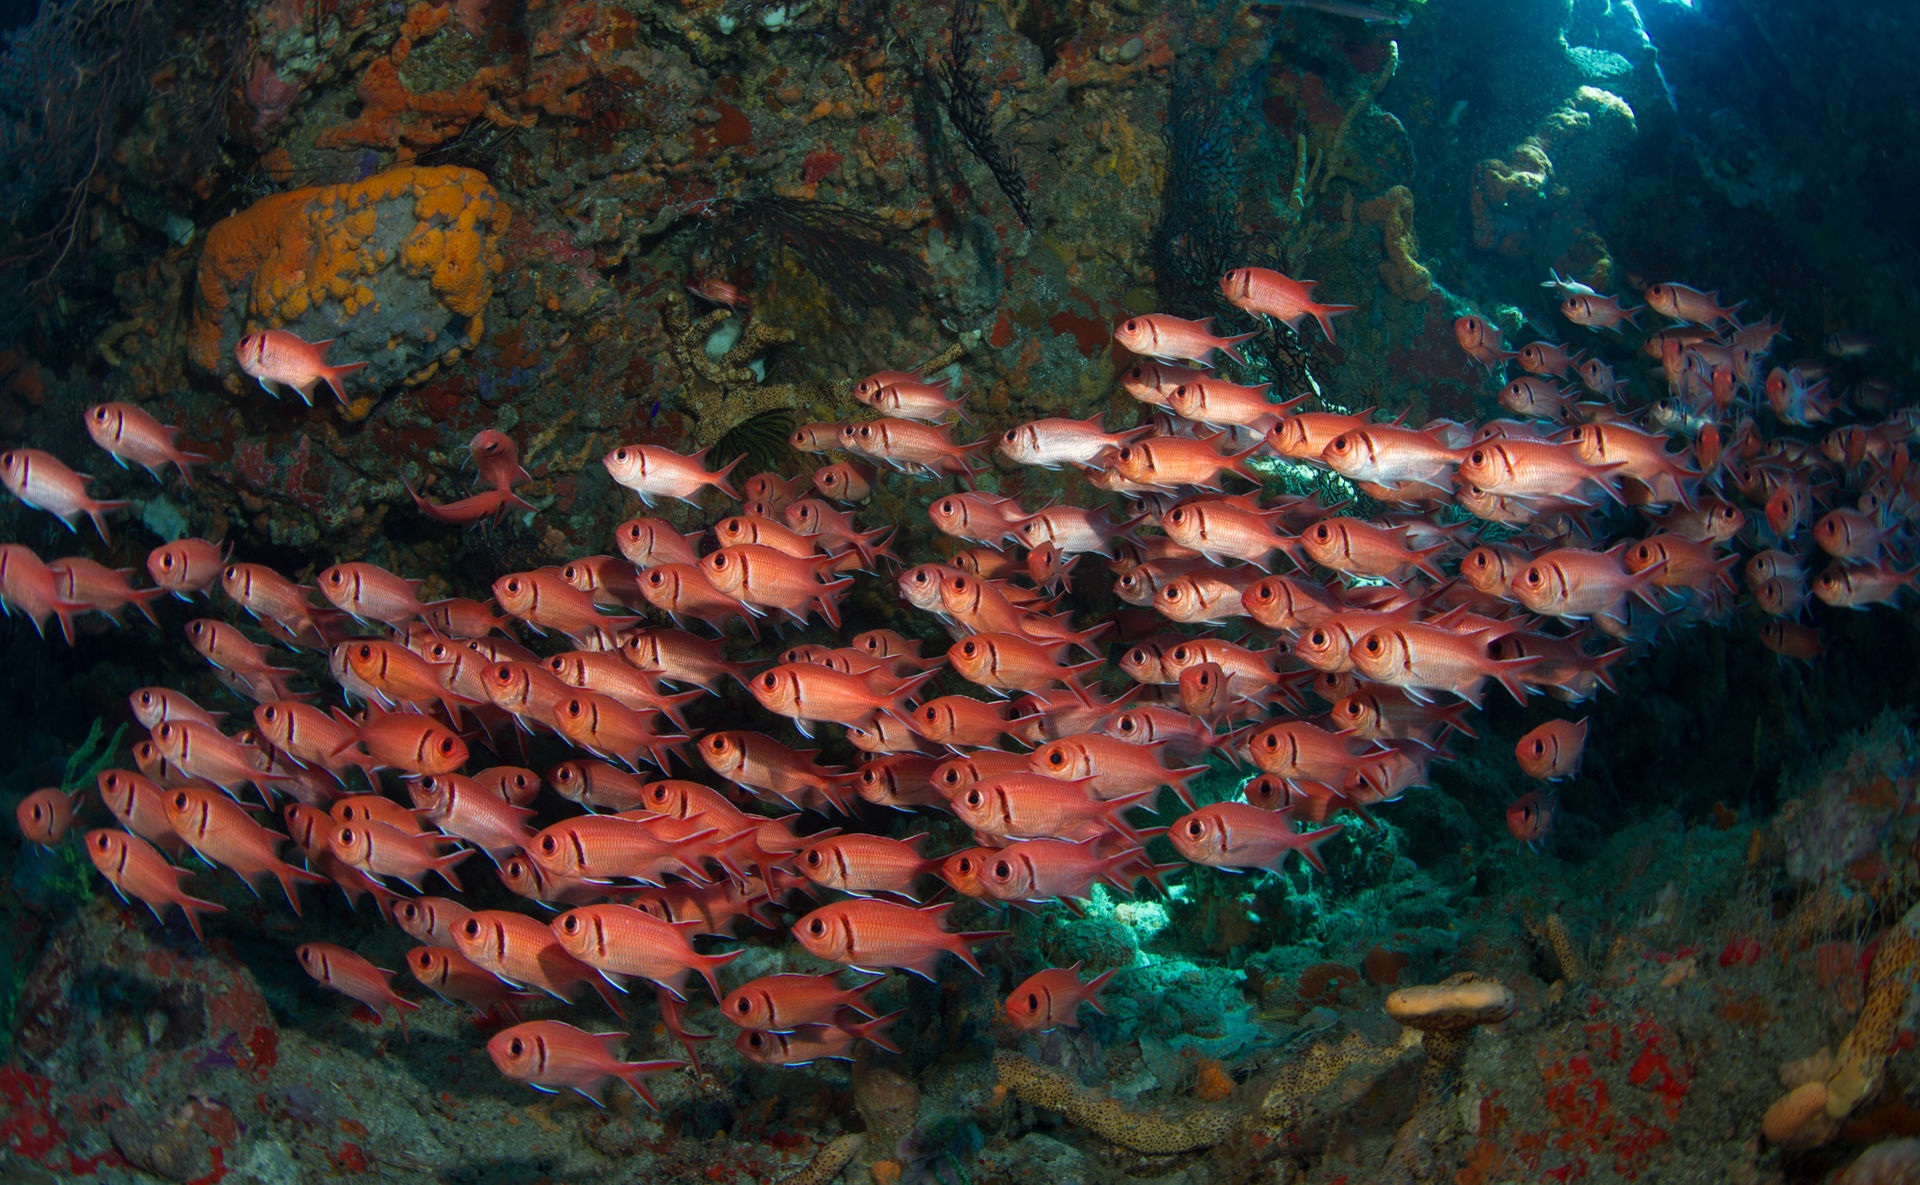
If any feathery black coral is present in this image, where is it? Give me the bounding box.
[932,0,1035,229]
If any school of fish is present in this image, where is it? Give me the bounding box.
[4,263,1914,1105]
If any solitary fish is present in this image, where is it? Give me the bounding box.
[235,330,371,406]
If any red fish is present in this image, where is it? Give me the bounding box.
[1171,802,1343,874]
[46,556,162,626]
[16,787,75,846]
[162,785,325,911]
[1644,282,1743,327]
[796,833,939,898]
[551,903,740,1002]
[792,899,1005,979]
[1506,790,1555,844]
[296,942,420,1034]
[487,1021,680,1106]
[1219,267,1355,343]
[406,945,533,1021]
[720,973,884,1032]
[0,448,127,542]
[85,402,208,484]
[1113,313,1255,367]
[146,538,226,598]
[736,1014,904,1065]
[1453,315,1515,372]
[1004,964,1120,1031]
[1515,718,1587,780]
[236,331,371,405]
[317,562,430,627]
[84,828,225,939]
[603,444,742,506]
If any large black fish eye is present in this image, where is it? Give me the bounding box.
[1185,820,1204,838]
[761,673,777,688]
[807,919,825,936]
[1047,750,1065,766]
[1310,631,1327,646]
[1123,320,1137,332]
[732,998,751,1014]
[805,850,823,866]
[993,860,1012,879]
[614,449,630,462]
[562,915,579,933]
[509,1038,525,1056]
[965,789,983,807]
[541,835,558,854]
[955,856,975,873]
[1525,570,1543,586]
[93,834,109,851]
[1469,450,1485,466]
[463,918,482,937]
[1026,992,1040,1011]
[1365,637,1381,653]
[1530,739,1545,756]
[962,642,978,656]
[161,554,176,571]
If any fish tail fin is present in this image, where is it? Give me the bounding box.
[1297,824,1347,874]
[950,930,1009,975]
[615,1061,683,1111]
[1314,302,1358,345]
[432,847,476,892]
[322,361,372,404]
[172,890,227,942]
[849,1008,908,1054]
[708,453,745,502]
[1083,967,1121,1013]
[698,948,744,1005]
[274,858,330,915]
[1218,330,1259,365]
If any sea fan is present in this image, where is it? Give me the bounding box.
[709,408,799,479]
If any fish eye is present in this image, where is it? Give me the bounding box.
[748,1033,768,1050]
[1530,740,1545,756]
[993,860,1011,878]
[93,833,109,850]
[340,828,355,844]
[1525,570,1542,585]
[648,571,665,586]
[1309,631,1327,646]
[262,707,277,721]
[1469,450,1484,466]
[356,645,373,659]
[1047,751,1064,766]
[955,856,975,873]
[439,738,456,754]
[1025,993,1040,1010]
[615,449,629,462]
[1184,820,1204,838]
[541,835,558,854]
[562,915,579,932]
[732,998,751,1014]
[962,642,978,656]
[509,1038,525,1055]
[161,554,175,571]
[805,850,822,866]
[965,789,983,807]
[1165,587,1182,601]
[1124,320,1137,332]
[807,919,825,936]
[761,673,777,688]
[939,500,954,513]
[1365,637,1381,653]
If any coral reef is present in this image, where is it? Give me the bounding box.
[1469,86,1637,281]
[1358,184,1432,302]
[189,165,510,415]
[1766,901,1920,1148]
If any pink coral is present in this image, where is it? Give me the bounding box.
[242,61,301,144]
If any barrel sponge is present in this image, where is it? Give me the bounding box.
[189,166,509,383]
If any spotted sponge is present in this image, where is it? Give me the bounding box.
[189,166,510,415]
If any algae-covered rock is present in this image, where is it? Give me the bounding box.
[188,166,510,412]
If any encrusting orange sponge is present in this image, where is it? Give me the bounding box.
[189,166,509,397]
